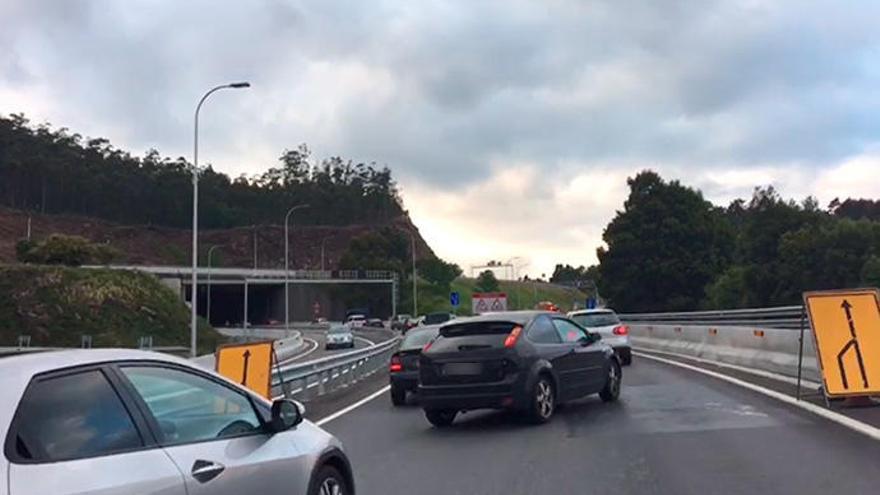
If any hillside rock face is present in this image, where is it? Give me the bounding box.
[0,207,435,269]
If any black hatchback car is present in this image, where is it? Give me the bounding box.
[389,325,441,405]
[418,311,621,427]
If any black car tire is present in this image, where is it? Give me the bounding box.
[619,348,633,366]
[390,385,406,406]
[526,375,555,424]
[425,409,456,427]
[599,359,622,402]
[308,464,350,495]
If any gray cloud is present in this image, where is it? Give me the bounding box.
[2,0,880,273]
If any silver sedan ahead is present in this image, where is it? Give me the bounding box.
[0,349,354,495]
[326,325,355,349]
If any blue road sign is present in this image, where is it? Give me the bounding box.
[450,291,460,307]
[586,297,597,309]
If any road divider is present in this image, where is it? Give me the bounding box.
[627,323,821,383]
[272,334,400,402]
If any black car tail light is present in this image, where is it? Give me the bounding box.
[389,354,402,372]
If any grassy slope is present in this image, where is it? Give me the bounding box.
[0,265,221,353]
[415,277,587,316]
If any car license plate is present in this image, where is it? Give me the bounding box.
[443,362,482,376]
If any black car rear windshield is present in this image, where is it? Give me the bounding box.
[570,312,620,327]
[401,329,439,350]
[440,321,517,337]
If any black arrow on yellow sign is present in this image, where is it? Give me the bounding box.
[837,300,869,389]
[241,349,251,385]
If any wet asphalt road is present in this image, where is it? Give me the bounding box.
[322,357,880,495]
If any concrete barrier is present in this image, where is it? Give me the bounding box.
[629,323,821,383]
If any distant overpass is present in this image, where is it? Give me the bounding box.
[89,265,400,326]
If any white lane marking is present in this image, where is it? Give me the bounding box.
[634,351,880,442]
[284,338,319,363]
[633,347,822,389]
[315,385,391,427]
[355,336,375,347]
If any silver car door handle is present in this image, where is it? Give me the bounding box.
[191,460,226,483]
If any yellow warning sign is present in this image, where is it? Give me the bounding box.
[804,289,880,397]
[216,341,274,399]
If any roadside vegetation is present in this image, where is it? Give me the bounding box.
[0,264,221,353]
[0,113,402,228]
[594,171,880,312]
[16,233,119,266]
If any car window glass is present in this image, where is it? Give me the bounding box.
[570,312,620,327]
[552,318,587,343]
[401,328,439,349]
[120,366,261,445]
[12,370,143,462]
[527,316,562,344]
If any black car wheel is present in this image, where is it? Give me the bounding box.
[390,385,406,406]
[599,359,622,402]
[425,409,456,427]
[618,348,633,366]
[527,376,555,424]
[309,464,349,495]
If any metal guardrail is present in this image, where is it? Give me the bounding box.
[272,335,401,400]
[620,305,804,330]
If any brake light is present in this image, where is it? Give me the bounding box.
[422,339,435,352]
[613,325,629,336]
[504,326,523,348]
[389,354,402,372]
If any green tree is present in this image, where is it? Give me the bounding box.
[338,228,409,272]
[704,266,749,309]
[860,256,880,288]
[775,219,880,300]
[707,187,827,307]
[597,170,734,312]
[550,264,586,283]
[0,114,405,229]
[475,270,500,292]
[417,257,462,288]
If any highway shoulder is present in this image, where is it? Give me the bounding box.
[634,349,880,440]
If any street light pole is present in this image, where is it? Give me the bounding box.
[206,245,222,327]
[190,81,250,358]
[285,204,310,331]
[404,231,418,316]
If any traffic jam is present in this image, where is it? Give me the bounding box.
[0,293,626,495]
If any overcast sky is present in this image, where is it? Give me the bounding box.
[2,0,880,278]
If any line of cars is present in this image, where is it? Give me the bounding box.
[388,308,630,427]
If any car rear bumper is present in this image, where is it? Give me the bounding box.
[390,372,419,391]
[601,335,631,349]
[418,374,527,411]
